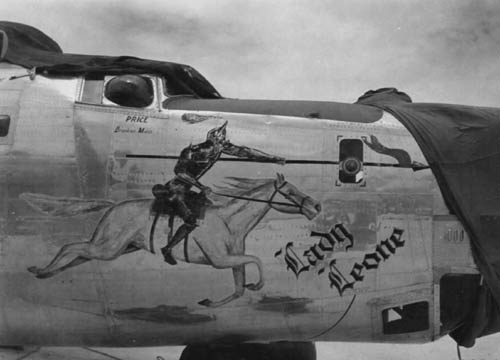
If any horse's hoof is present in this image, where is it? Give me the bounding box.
[27,266,39,274]
[161,248,177,265]
[35,272,52,279]
[198,299,212,307]
[245,282,264,291]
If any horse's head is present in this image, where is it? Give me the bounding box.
[272,173,321,220]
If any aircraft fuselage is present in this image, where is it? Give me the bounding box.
[0,63,479,347]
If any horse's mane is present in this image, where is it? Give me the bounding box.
[211,177,274,206]
[215,177,274,195]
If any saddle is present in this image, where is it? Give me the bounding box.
[150,185,209,219]
[149,185,211,254]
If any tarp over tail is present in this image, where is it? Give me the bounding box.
[357,88,500,347]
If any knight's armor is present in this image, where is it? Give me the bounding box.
[153,121,285,265]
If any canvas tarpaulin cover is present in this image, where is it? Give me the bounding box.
[0,21,221,99]
[0,21,385,122]
[357,88,500,347]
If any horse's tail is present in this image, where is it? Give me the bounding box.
[20,193,115,217]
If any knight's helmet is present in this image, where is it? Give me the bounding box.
[207,121,228,143]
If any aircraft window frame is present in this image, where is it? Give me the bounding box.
[161,77,196,98]
[382,301,430,334]
[78,74,160,110]
[80,74,104,104]
[336,137,365,186]
[0,115,10,138]
[0,114,12,146]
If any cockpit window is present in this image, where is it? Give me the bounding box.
[0,115,10,137]
[81,74,104,104]
[104,75,154,108]
[162,76,192,97]
[79,74,157,108]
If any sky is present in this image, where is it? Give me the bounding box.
[2,0,500,106]
[2,1,500,359]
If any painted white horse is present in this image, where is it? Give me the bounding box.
[25,174,321,307]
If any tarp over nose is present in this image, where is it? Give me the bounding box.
[357,87,500,347]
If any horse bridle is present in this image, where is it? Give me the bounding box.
[268,179,308,214]
[214,179,306,214]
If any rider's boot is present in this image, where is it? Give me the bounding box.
[161,223,196,265]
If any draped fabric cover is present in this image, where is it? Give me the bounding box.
[357,88,500,347]
[0,21,221,99]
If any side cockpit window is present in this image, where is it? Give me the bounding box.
[80,74,156,109]
[162,76,195,98]
[81,74,104,104]
[0,115,10,137]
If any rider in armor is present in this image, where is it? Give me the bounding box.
[153,120,286,265]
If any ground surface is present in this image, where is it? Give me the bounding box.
[1,335,499,360]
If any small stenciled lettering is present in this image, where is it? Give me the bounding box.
[138,127,152,134]
[114,126,134,133]
[114,126,152,134]
[125,115,148,123]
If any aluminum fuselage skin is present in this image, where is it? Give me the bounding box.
[0,64,478,347]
